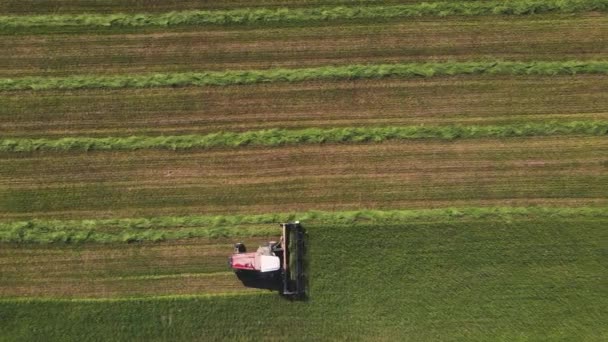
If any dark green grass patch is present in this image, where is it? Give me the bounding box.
[2,61,607,91]
[1,121,606,152]
[1,218,606,340]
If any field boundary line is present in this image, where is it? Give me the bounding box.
[2,61,607,91]
[0,0,605,31]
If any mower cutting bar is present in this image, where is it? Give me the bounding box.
[281,222,305,298]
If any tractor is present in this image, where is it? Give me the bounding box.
[229,222,305,298]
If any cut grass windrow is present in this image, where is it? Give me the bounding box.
[1,121,606,152]
[1,61,607,91]
[1,206,607,244]
[0,0,605,30]
[0,0,415,15]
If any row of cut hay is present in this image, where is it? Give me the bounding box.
[2,206,607,244]
[1,121,606,152]
[2,61,607,91]
[0,0,605,30]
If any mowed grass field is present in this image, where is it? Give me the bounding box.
[0,0,607,340]
[2,136,608,220]
[3,76,607,137]
[2,15,606,77]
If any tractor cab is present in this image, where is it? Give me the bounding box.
[230,241,281,273]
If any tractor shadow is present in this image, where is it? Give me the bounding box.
[235,271,282,292]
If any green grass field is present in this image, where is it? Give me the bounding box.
[2,218,606,340]
[1,0,607,340]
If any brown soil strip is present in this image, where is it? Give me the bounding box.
[1,75,606,138]
[1,136,606,220]
[0,237,273,298]
[1,15,606,77]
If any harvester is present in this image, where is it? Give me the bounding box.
[229,222,305,298]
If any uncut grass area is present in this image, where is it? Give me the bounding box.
[1,218,606,340]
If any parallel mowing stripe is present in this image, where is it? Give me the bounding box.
[1,61,607,92]
[24,272,236,282]
[1,121,607,153]
[0,0,606,29]
[104,272,235,282]
[0,292,270,303]
[2,207,607,244]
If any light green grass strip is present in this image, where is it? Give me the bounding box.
[1,121,606,152]
[0,292,269,303]
[1,61,607,91]
[0,0,605,30]
[1,206,606,244]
